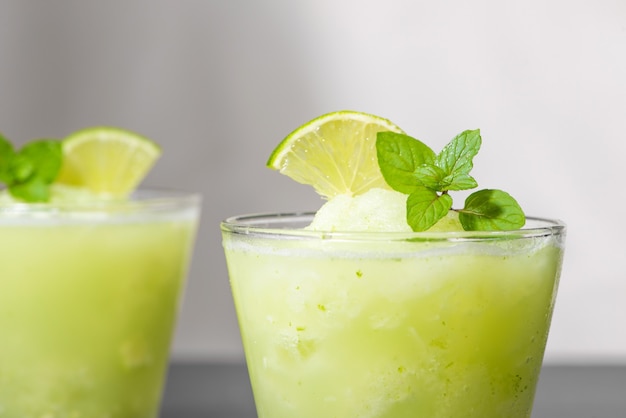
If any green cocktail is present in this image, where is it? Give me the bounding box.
[0,190,200,417]
[224,110,567,417]
[222,213,565,418]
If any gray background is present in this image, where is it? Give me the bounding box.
[1,0,624,364]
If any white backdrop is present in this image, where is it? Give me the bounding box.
[1,0,624,364]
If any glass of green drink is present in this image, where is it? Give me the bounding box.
[0,189,200,417]
[224,109,567,417]
[221,212,565,418]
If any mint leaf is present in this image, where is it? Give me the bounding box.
[458,189,525,231]
[0,136,63,202]
[406,187,453,231]
[8,154,35,183]
[9,177,50,202]
[0,133,17,183]
[441,172,478,191]
[413,164,450,190]
[375,127,525,231]
[435,129,481,191]
[376,132,435,194]
[19,140,62,183]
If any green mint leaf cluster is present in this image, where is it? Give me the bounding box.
[376,130,525,232]
[0,133,62,202]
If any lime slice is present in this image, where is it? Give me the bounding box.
[55,127,161,197]
[267,111,404,198]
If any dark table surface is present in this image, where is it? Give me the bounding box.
[161,362,626,418]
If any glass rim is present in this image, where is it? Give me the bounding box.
[221,212,566,241]
[0,187,201,215]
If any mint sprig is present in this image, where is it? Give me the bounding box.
[0,133,62,202]
[376,129,525,232]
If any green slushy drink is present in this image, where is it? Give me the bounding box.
[222,111,566,417]
[0,192,199,417]
[222,213,564,418]
[0,127,200,417]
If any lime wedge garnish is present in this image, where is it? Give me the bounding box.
[55,127,161,198]
[267,111,404,198]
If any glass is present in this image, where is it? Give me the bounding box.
[221,212,566,418]
[0,189,201,417]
